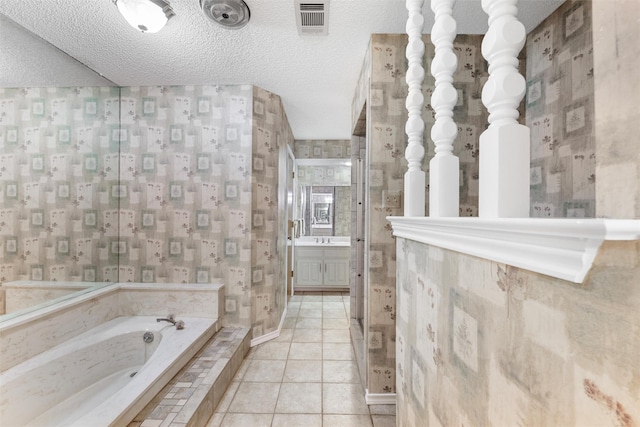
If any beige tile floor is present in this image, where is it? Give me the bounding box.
[206,292,396,427]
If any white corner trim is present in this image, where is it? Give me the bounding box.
[250,306,287,347]
[387,217,640,283]
[365,389,397,405]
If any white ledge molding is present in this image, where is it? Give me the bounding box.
[387,217,640,283]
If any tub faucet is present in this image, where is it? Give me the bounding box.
[156,314,185,329]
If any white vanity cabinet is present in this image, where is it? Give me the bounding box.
[295,246,350,289]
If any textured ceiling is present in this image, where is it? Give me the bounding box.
[0,0,562,139]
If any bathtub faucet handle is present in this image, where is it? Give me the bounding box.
[156,315,176,326]
[156,314,184,329]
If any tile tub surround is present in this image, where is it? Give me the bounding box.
[0,282,224,373]
[129,327,251,427]
[0,316,219,427]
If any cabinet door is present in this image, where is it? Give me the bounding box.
[295,249,324,287]
[323,251,350,287]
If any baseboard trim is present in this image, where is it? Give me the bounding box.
[365,390,397,405]
[250,305,287,347]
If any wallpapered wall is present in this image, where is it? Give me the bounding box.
[592,0,640,219]
[333,186,351,237]
[527,0,595,218]
[297,164,351,187]
[0,84,292,336]
[293,139,351,159]
[116,85,254,290]
[351,33,489,395]
[0,86,120,287]
[395,239,640,427]
[395,1,640,426]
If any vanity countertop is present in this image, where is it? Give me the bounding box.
[294,238,350,247]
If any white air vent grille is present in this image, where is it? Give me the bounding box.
[300,11,324,26]
[294,0,329,35]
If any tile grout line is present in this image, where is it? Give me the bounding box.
[209,292,388,427]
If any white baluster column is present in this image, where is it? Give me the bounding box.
[404,0,426,217]
[479,0,530,217]
[429,0,459,217]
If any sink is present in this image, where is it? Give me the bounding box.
[295,238,350,247]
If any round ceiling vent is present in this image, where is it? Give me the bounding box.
[200,0,250,30]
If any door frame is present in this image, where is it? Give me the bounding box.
[285,144,297,296]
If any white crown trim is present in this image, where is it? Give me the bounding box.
[387,217,640,283]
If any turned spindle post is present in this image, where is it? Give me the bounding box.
[429,0,460,217]
[404,0,426,217]
[479,0,530,217]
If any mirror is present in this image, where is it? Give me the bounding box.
[0,15,118,321]
[314,203,330,223]
[295,160,351,237]
[312,189,332,225]
[299,185,352,237]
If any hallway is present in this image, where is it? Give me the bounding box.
[205,292,395,427]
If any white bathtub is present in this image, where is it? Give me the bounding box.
[0,315,218,427]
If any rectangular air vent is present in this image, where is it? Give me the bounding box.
[294,0,330,35]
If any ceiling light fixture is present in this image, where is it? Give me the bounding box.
[113,0,175,33]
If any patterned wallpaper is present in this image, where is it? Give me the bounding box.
[116,85,253,289]
[526,0,595,218]
[395,239,640,426]
[334,186,351,237]
[0,86,120,286]
[0,84,292,336]
[352,33,489,394]
[296,164,351,186]
[293,139,351,159]
[592,0,640,219]
[115,85,257,328]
